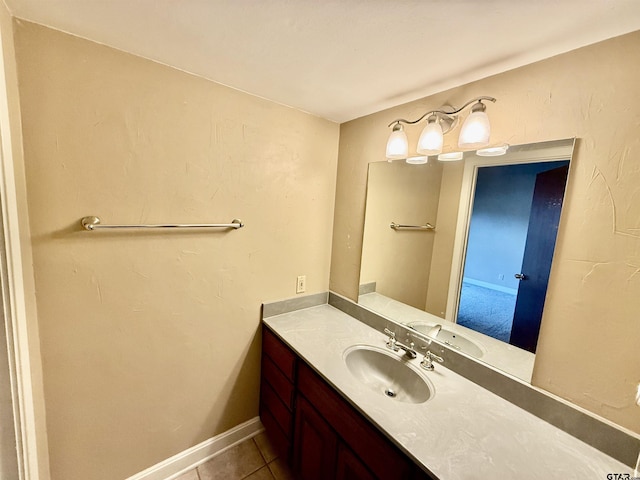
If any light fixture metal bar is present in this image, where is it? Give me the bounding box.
[387,96,496,127]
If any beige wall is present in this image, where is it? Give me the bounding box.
[0,7,50,480]
[14,20,339,480]
[424,162,464,316]
[360,161,441,309]
[330,31,640,433]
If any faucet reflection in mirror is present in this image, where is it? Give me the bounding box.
[385,96,497,162]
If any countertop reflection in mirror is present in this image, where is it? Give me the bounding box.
[358,138,576,382]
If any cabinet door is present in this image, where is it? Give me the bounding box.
[293,396,338,480]
[336,443,376,480]
[297,362,416,479]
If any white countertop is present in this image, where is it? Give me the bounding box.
[264,304,632,480]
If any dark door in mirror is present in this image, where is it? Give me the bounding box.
[510,164,569,352]
[457,160,569,349]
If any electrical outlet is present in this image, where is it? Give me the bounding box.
[498,273,504,280]
[636,383,640,407]
[296,275,306,294]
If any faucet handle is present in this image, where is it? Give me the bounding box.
[420,350,444,371]
[384,328,398,351]
[427,351,443,362]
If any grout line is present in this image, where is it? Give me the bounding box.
[266,463,278,480]
[252,437,268,464]
[240,464,267,480]
[191,436,277,480]
[240,438,268,479]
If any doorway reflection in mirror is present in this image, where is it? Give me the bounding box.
[458,160,569,352]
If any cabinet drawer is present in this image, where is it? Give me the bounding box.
[262,328,296,381]
[298,362,415,480]
[260,380,293,437]
[261,355,295,410]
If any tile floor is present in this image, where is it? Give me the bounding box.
[174,432,294,480]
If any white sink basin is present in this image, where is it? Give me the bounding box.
[408,322,484,358]
[343,345,433,404]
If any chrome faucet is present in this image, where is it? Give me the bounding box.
[384,328,417,359]
[426,324,442,339]
[397,341,418,359]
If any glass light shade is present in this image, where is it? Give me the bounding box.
[458,111,491,149]
[476,144,509,157]
[386,127,409,160]
[406,155,428,165]
[437,151,464,161]
[416,120,443,155]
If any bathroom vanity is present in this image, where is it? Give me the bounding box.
[261,326,431,479]
[259,299,634,480]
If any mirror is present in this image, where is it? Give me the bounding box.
[358,139,575,382]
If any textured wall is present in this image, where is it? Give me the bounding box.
[330,31,640,433]
[14,21,339,480]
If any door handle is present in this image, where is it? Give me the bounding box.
[514,273,526,280]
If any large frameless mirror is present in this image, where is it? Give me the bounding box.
[358,138,575,382]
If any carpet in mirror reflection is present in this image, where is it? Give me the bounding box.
[457,281,516,343]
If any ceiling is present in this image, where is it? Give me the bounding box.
[5,1,640,123]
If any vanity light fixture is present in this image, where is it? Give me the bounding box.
[406,155,428,164]
[437,152,464,161]
[458,101,492,149]
[386,96,496,162]
[476,144,510,157]
[386,123,409,160]
[416,115,444,155]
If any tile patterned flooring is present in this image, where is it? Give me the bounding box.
[174,432,294,480]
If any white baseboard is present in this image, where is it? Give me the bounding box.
[463,277,518,295]
[125,417,264,480]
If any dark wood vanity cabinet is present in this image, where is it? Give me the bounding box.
[260,327,297,462]
[260,326,435,480]
[335,443,376,480]
[293,395,339,479]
